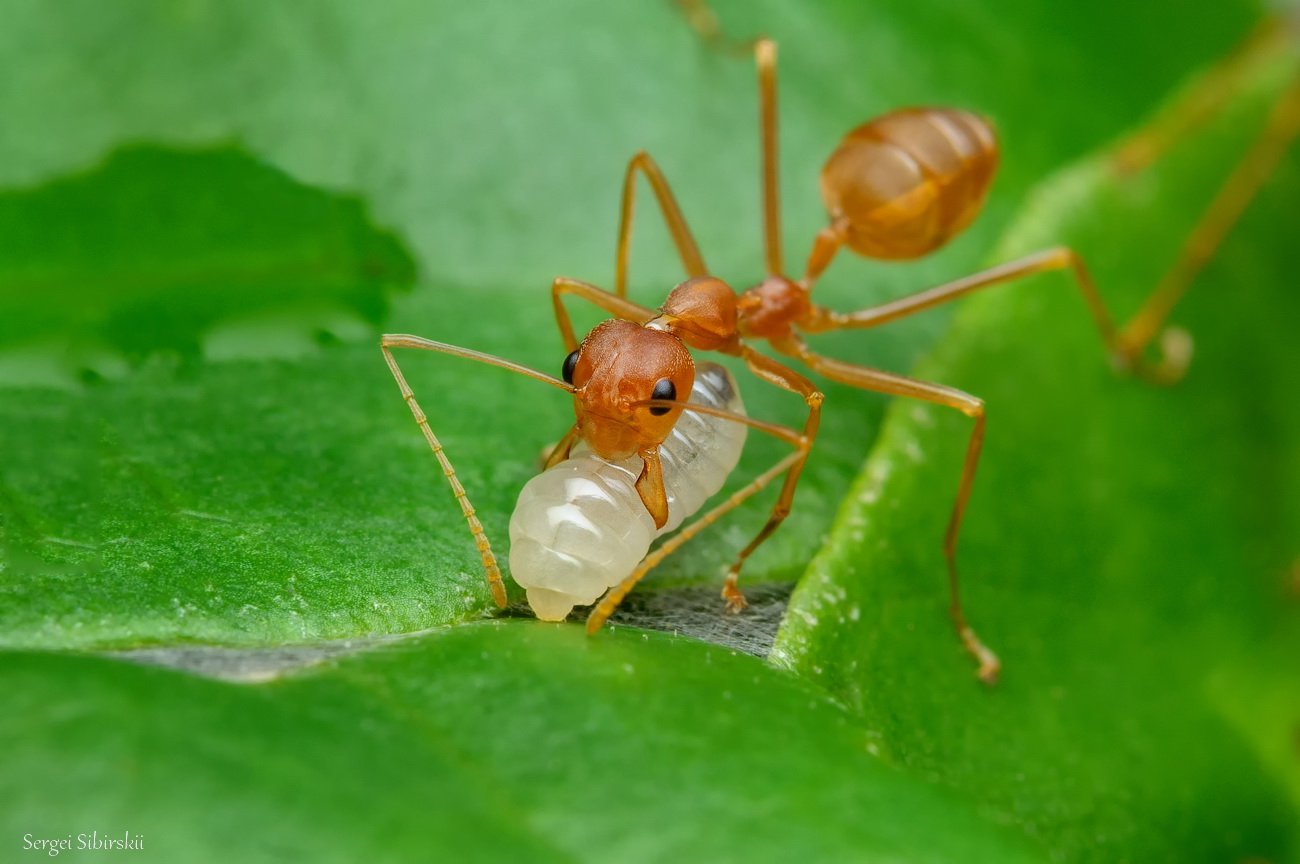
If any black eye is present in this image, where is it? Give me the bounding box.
[649,378,676,416]
[562,350,579,384]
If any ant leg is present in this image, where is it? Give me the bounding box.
[380,334,574,609]
[797,73,1300,382]
[799,247,1191,384]
[1120,71,1300,355]
[551,275,657,351]
[543,424,581,469]
[615,153,708,298]
[671,9,780,273]
[585,404,811,633]
[720,345,823,610]
[1112,18,1290,174]
[779,337,1000,684]
[672,0,759,56]
[756,38,783,276]
[543,276,657,468]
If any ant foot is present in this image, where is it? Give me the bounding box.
[959,626,1001,686]
[1150,326,1194,385]
[1112,326,1194,387]
[721,578,749,614]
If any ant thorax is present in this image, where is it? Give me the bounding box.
[736,275,811,341]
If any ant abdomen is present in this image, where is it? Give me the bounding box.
[820,108,999,260]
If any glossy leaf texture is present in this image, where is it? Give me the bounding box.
[0,624,1046,863]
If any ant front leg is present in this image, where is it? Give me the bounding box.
[800,247,1192,385]
[544,276,657,465]
[614,153,708,298]
[754,37,783,276]
[542,424,581,470]
[584,350,822,630]
[551,276,655,352]
[778,336,1000,684]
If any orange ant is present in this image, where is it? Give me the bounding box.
[384,31,1300,683]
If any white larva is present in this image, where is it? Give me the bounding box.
[509,362,748,620]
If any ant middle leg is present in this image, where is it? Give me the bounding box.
[675,11,784,274]
[672,0,761,56]
[721,345,823,610]
[778,337,1000,684]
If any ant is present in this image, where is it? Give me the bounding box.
[383,27,1300,683]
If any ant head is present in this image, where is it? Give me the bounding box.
[562,319,694,460]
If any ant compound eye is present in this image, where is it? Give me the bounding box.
[562,350,579,384]
[649,378,677,416]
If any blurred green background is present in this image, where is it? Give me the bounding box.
[1,1,1297,861]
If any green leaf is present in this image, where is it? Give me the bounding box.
[0,623,1045,862]
[0,0,1265,648]
[774,51,1300,862]
[0,145,413,368]
[2,2,1296,861]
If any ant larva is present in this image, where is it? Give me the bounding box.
[509,360,751,622]
[383,32,1300,683]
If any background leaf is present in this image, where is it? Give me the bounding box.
[1,624,1045,863]
[0,145,413,367]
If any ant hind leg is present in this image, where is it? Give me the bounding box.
[799,247,1192,385]
[780,338,1000,684]
[1119,71,1300,358]
[720,346,824,611]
